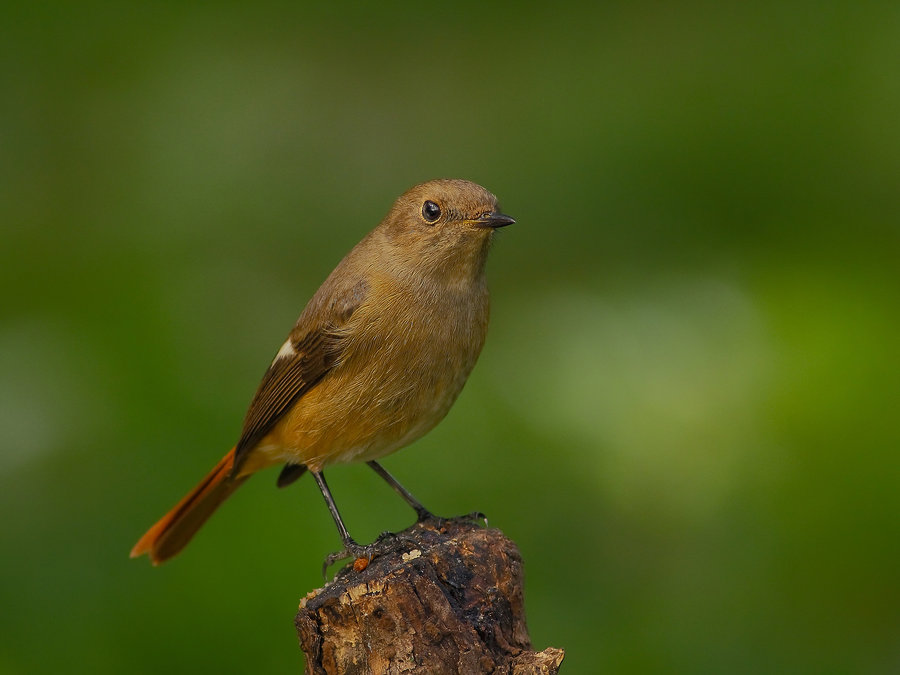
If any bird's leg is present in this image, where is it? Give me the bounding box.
[312,470,357,548]
[367,460,487,526]
[366,460,433,522]
[312,471,373,575]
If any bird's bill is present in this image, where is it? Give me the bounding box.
[471,212,516,229]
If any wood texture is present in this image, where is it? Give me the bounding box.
[296,519,564,674]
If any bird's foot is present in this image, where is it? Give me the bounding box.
[416,509,488,529]
[320,514,488,578]
[321,531,409,579]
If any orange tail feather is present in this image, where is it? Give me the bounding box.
[131,447,247,565]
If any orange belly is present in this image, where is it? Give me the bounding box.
[238,348,468,474]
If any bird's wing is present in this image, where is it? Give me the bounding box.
[231,278,368,473]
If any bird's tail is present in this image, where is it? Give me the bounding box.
[130,447,246,565]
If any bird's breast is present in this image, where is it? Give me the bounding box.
[263,278,490,471]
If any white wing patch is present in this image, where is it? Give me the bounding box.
[271,338,295,365]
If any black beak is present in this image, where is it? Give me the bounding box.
[474,211,516,229]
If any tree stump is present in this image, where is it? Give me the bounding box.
[295,518,564,674]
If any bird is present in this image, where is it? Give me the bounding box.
[130,178,514,566]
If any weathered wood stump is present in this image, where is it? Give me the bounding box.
[296,518,564,674]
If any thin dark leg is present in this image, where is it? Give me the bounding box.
[312,471,357,548]
[367,461,434,521]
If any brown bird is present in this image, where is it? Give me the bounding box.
[130,179,513,566]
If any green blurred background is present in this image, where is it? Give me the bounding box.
[2,2,899,673]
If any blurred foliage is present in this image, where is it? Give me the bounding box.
[1,2,899,673]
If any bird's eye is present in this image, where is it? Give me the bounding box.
[422,200,441,223]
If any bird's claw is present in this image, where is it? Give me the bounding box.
[321,532,413,579]
[321,541,373,579]
[417,510,488,529]
[320,513,489,578]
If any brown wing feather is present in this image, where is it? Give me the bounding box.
[231,278,368,474]
[276,463,307,488]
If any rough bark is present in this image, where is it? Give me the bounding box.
[296,518,564,674]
